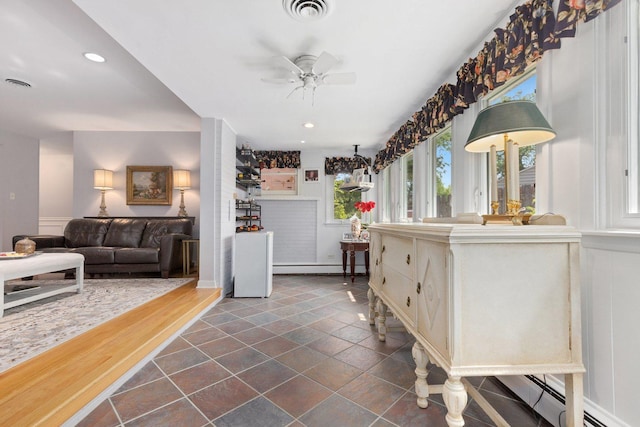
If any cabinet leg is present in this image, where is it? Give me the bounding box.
[367,288,376,325]
[565,373,584,427]
[412,342,430,408]
[443,376,467,427]
[376,298,387,341]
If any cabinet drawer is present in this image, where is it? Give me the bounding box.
[380,266,416,327]
[380,235,414,280]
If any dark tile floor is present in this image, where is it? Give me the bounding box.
[77,274,551,427]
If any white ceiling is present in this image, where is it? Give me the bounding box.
[1,0,522,153]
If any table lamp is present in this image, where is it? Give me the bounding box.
[465,100,555,224]
[93,169,113,217]
[173,169,191,217]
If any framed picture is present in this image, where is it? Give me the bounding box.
[342,232,354,241]
[126,165,173,205]
[261,168,298,195]
[304,168,319,182]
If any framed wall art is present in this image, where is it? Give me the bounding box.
[304,168,319,182]
[126,165,173,205]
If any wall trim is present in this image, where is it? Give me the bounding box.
[582,230,640,253]
[499,375,631,427]
[38,217,73,235]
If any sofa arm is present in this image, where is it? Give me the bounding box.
[159,233,191,278]
[12,234,66,250]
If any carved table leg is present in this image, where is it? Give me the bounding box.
[412,342,430,408]
[376,298,387,341]
[367,288,376,325]
[443,376,467,427]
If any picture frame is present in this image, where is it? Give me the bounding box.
[260,167,298,195]
[304,168,319,182]
[126,165,173,205]
[342,232,354,241]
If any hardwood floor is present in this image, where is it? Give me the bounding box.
[0,279,221,427]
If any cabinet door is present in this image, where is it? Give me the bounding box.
[379,234,416,327]
[415,239,449,359]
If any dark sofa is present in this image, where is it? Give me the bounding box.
[13,217,192,278]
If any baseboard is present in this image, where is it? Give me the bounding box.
[273,263,367,275]
[197,279,217,288]
[498,375,632,427]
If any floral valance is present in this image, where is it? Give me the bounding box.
[325,157,371,175]
[255,151,301,169]
[373,0,622,172]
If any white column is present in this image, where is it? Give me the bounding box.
[198,118,220,289]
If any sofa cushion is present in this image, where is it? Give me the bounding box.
[140,219,193,248]
[72,247,115,264]
[103,219,147,248]
[64,219,112,248]
[114,247,159,264]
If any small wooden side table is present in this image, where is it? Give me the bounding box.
[182,239,200,276]
[340,240,369,283]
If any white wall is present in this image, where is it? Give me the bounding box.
[0,129,39,251]
[254,147,377,275]
[72,131,201,235]
[39,133,74,234]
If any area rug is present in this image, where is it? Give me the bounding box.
[0,278,192,373]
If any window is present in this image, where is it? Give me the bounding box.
[331,173,362,220]
[487,70,537,213]
[382,167,391,222]
[434,128,452,218]
[402,153,414,220]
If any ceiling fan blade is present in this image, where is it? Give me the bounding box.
[322,72,357,85]
[261,77,297,84]
[286,85,304,99]
[312,51,338,75]
[275,56,304,75]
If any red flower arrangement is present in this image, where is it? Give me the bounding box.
[354,201,376,213]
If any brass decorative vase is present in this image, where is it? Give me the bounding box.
[15,237,36,254]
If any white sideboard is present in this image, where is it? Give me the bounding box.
[367,222,584,427]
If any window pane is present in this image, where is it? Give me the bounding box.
[489,72,537,214]
[404,153,414,219]
[435,129,452,218]
[334,173,361,219]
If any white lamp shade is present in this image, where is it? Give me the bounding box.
[173,169,191,189]
[93,169,113,190]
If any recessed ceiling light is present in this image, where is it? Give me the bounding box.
[83,52,106,63]
[303,122,315,128]
[301,140,306,144]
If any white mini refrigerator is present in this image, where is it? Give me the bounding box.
[234,231,273,297]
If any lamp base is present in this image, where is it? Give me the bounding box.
[481,214,531,226]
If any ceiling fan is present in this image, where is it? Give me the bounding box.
[262,51,356,103]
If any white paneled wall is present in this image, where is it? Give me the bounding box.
[259,199,317,264]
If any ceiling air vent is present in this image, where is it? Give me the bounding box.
[283,0,332,21]
[5,78,31,88]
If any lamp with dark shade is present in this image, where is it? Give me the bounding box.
[465,100,555,223]
[173,169,191,217]
[93,169,114,217]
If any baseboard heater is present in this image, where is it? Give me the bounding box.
[525,375,606,427]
